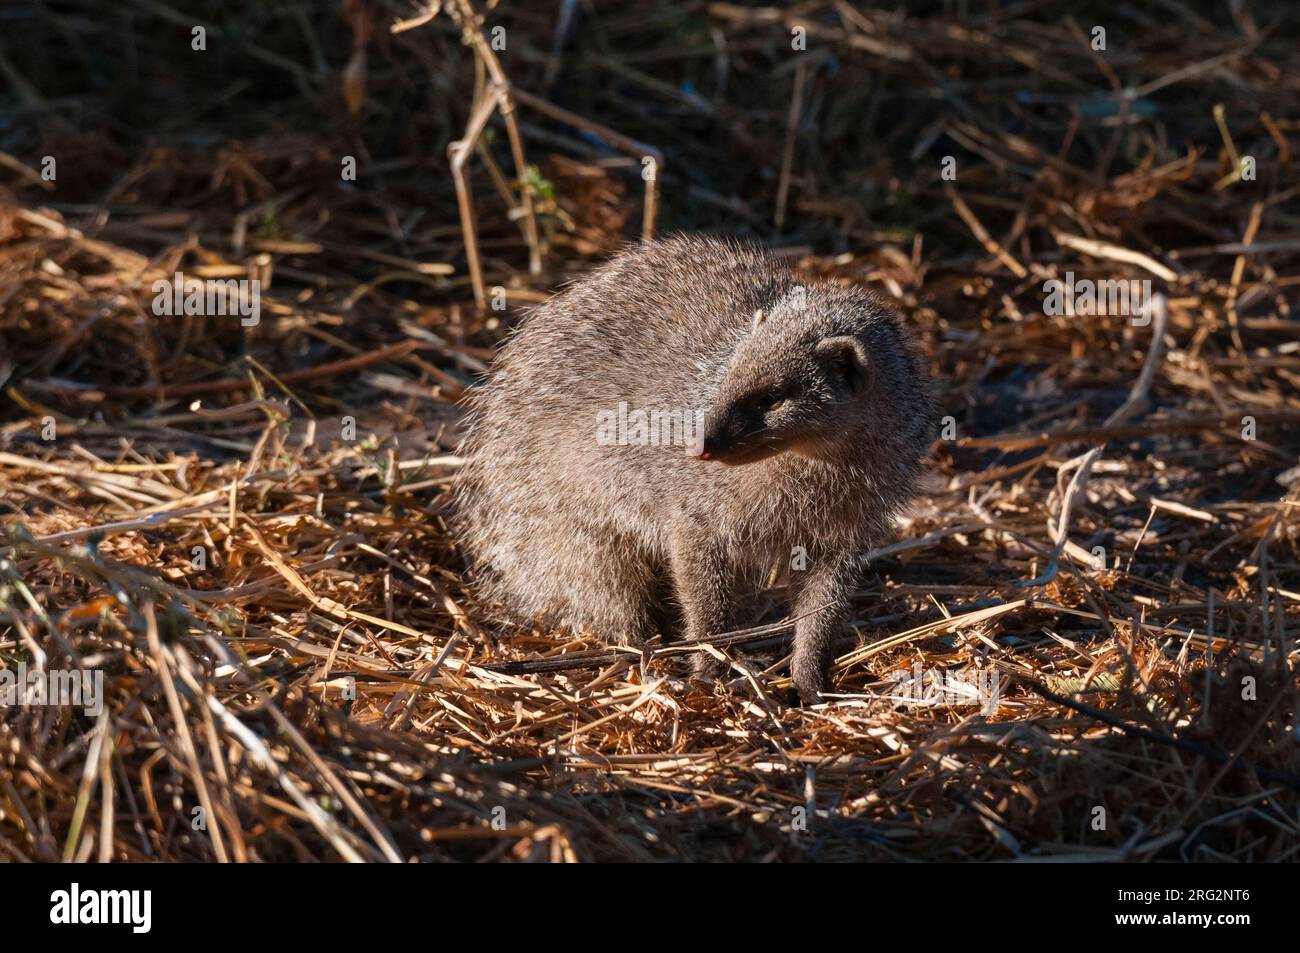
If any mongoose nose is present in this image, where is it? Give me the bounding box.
[695,437,720,460]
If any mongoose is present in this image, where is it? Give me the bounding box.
[457,236,935,702]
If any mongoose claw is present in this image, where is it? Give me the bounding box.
[795,684,824,706]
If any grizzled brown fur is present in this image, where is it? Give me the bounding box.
[456,236,935,702]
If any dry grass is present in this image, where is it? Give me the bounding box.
[0,1,1297,862]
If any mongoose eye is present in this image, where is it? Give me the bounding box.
[758,392,788,414]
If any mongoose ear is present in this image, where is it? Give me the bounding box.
[751,308,766,331]
[816,335,872,391]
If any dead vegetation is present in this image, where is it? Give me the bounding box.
[0,1,1298,861]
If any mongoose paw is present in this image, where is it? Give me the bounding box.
[689,651,726,682]
[791,660,826,705]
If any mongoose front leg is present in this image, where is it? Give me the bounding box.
[667,521,736,680]
[790,550,862,703]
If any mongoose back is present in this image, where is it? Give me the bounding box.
[457,236,935,702]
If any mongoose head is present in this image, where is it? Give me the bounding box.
[695,285,931,467]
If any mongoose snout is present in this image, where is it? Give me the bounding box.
[457,236,936,703]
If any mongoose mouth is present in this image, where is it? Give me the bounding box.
[695,437,783,466]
